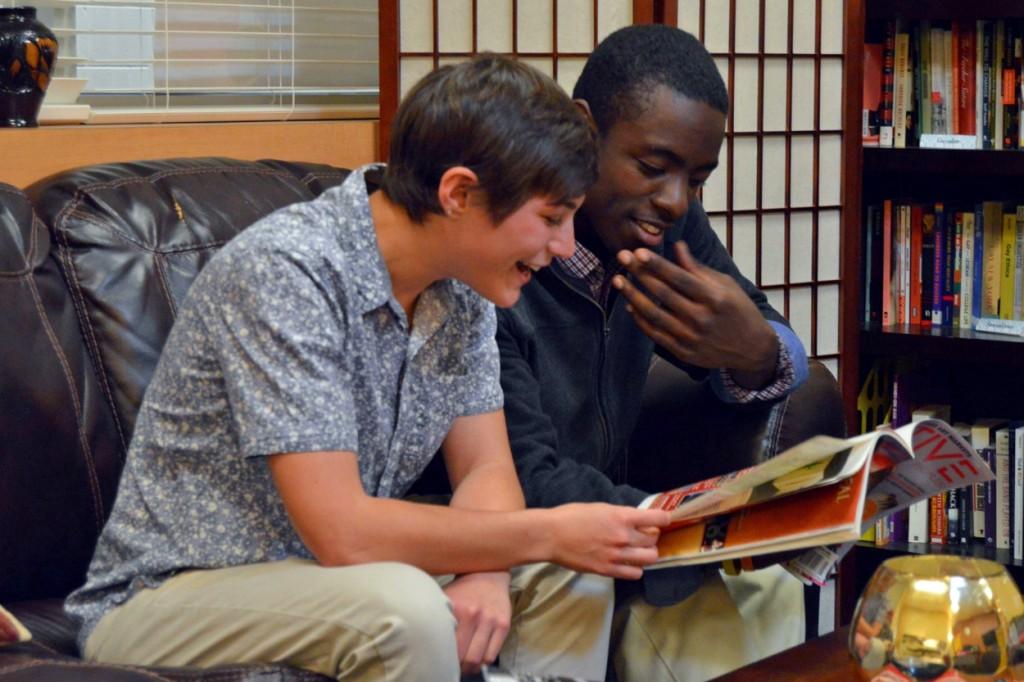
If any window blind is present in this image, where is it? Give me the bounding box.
[23,0,378,123]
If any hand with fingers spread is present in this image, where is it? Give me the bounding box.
[546,504,671,580]
[443,571,512,676]
[611,241,780,389]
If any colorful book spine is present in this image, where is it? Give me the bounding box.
[960,211,976,329]
[1001,213,1017,319]
[932,204,945,326]
[922,210,936,326]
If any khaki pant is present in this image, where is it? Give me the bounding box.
[84,558,615,681]
[612,565,805,682]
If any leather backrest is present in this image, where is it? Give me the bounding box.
[1,158,348,600]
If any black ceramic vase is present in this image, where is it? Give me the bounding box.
[0,7,57,127]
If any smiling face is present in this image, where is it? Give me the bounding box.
[578,85,726,258]
[456,193,581,308]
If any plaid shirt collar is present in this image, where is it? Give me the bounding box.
[557,241,609,301]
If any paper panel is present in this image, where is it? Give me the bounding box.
[818,134,841,206]
[735,0,760,54]
[792,0,816,55]
[704,0,730,53]
[714,56,729,91]
[733,57,759,133]
[732,214,757,281]
[791,58,815,131]
[709,214,730,254]
[820,357,838,379]
[790,134,814,208]
[557,57,587,94]
[761,213,786,286]
[400,0,432,52]
[437,0,472,53]
[761,136,786,209]
[765,288,786,319]
[789,210,814,283]
[597,0,632,42]
[517,0,553,53]
[677,0,700,35]
[477,0,513,53]
[763,0,789,54]
[701,142,728,213]
[818,209,840,280]
[557,0,593,53]
[762,58,787,131]
[789,285,813,352]
[400,57,433,98]
[732,136,758,211]
[820,58,843,130]
[817,283,839,355]
[521,57,553,78]
[820,0,843,55]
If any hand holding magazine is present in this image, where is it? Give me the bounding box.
[639,418,993,582]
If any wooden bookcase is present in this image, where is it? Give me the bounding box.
[837,0,1024,625]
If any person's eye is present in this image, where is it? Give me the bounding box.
[636,159,664,177]
[544,214,565,227]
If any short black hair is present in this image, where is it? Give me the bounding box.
[382,54,598,224]
[573,24,729,134]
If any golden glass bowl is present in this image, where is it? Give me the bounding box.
[850,555,1024,681]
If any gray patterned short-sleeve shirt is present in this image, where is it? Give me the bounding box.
[65,165,504,647]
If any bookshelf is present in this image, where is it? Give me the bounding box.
[838,0,1024,624]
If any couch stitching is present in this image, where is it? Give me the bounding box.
[25,222,105,532]
[75,166,297,194]
[153,253,179,318]
[0,189,37,278]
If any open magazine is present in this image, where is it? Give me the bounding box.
[639,418,993,582]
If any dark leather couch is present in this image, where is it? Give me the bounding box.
[0,157,845,680]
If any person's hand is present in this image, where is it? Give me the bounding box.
[546,504,671,580]
[443,571,512,675]
[612,242,779,388]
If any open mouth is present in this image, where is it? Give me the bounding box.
[516,261,541,275]
[632,217,666,237]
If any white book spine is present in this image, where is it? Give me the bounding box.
[961,212,976,328]
[908,500,929,543]
[997,430,1012,550]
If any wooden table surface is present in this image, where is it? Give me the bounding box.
[710,626,862,681]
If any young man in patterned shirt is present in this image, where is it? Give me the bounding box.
[66,55,671,682]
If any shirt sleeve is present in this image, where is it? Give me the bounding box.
[453,297,505,417]
[709,321,809,404]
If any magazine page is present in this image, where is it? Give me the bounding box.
[650,439,878,568]
[642,431,880,528]
[786,418,994,585]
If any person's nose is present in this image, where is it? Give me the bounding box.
[651,175,689,221]
[548,216,576,259]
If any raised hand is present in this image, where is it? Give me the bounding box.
[546,504,671,580]
[611,241,778,388]
[442,571,512,675]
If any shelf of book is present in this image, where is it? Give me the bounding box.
[861,324,1024,366]
[867,0,1024,23]
[857,540,1022,567]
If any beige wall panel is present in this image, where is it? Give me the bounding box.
[557,0,593,53]
[709,214,729,252]
[522,57,554,78]
[765,288,786,319]
[820,58,843,130]
[821,358,838,380]
[400,0,434,52]
[789,210,814,283]
[791,58,816,131]
[517,0,554,53]
[676,0,701,36]
[702,148,728,212]
[763,0,789,54]
[438,0,473,52]
[557,57,587,94]
[790,134,814,208]
[817,284,839,355]
[597,0,632,42]
[818,134,841,206]
[731,137,758,211]
[761,136,786,209]
[713,57,729,92]
[732,214,758,280]
[734,0,760,54]
[762,58,788,131]
[478,0,514,52]
[704,0,730,53]
[438,56,469,67]
[789,285,813,352]
[792,0,816,54]
[818,209,840,280]
[820,0,844,54]
[733,57,760,133]
[761,213,786,286]
[400,57,434,98]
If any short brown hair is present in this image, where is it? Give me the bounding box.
[382,54,598,223]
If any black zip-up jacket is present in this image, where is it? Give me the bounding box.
[497,200,788,510]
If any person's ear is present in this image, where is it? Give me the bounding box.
[437,166,479,218]
[573,99,598,133]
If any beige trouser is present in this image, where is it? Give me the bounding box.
[613,565,805,682]
[84,558,615,681]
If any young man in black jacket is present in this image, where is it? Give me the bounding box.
[497,25,810,681]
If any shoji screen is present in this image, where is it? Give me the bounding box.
[672,0,844,376]
[379,0,633,157]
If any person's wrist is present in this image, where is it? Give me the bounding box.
[730,325,779,388]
